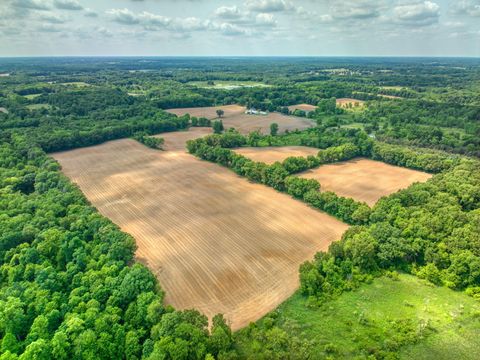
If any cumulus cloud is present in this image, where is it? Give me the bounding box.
[393,1,440,26]
[54,0,83,11]
[245,0,294,13]
[331,0,384,20]
[452,0,480,17]
[215,5,244,19]
[11,0,49,11]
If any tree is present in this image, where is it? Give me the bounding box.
[213,120,224,134]
[216,109,224,118]
[270,123,279,136]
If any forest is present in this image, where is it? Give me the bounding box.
[0,57,480,359]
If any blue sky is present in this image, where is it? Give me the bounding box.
[0,0,479,56]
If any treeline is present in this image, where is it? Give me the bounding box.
[0,136,237,359]
[133,132,164,150]
[187,132,370,225]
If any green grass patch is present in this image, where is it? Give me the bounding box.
[234,274,480,359]
[189,80,271,90]
[60,81,91,87]
[23,93,42,99]
[26,103,52,110]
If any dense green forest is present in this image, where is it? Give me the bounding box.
[1,57,480,359]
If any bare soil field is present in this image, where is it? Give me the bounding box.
[223,112,314,134]
[299,158,432,206]
[154,127,212,151]
[166,104,246,119]
[234,146,319,164]
[336,98,365,108]
[53,130,348,330]
[288,104,317,113]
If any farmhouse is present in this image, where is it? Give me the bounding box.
[245,108,268,115]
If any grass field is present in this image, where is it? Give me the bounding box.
[235,274,480,359]
[166,104,246,119]
[26,103,52,110]
[23,93,42,99]
[189,81,271,90]
[223,112,314,134]
[234,146,319,164]
[53,129,348,330]
[299,158,432,206]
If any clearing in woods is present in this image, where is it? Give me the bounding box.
[234,146,319,164]
[52,129,348,330]
[336,98,366,108]
[165,104,246,119]
[299,158,432,206]
[287,104,317,113]
[222,112,314,134]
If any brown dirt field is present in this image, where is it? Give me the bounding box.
[234,146,319,164]
[287,104,317,113]
[165,104,246,119]
[299,158,432,206]
[223,112,314,135]
[52,130,348,331]
[154,127,212,151]
[336,98,365,108]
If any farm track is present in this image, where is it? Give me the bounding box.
[53,130,348,330]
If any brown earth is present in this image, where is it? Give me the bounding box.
[52,129,348,330]
[234,146,319,164]
[287,104,317,113]
[299,158,432,206]
[336,98,365,108]
[154,127,212,151]
[165,104,246,119]
[222,112,314,135]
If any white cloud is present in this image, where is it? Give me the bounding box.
[11,0,49,11]
[452,0,480,17]
[245,0,294,13]
[393,1,440,26]
[54,0,83,11]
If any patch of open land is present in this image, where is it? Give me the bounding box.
[166,104,246,119]
[0,107,8,114]
[288,104,317,113]
[189,81,271,90]
[234,146,319,164]
[336,98,365,108]
[153,127,212,151]
[52,129,348,330]
[299,158,432,206]
[223,112,314,135]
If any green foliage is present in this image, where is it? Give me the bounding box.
[0,138,234,359]
[213,120,224,134]
[133,132,165,150]
[269,123,279,136]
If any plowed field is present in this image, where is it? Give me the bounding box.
[53,130,348,330]
[234,146,319,164]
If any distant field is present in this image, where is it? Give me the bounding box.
[26,103,52,110]
[189,80,271,90]
[378,93,403,99]
[336,98,365,108]
[299,158,432,206]
[0,107,8,114]
[166,104,246,119]
[53,129,348,330]
[223,112,314,134]
[234,146,319,164]
[236,274,480,359]
[153,127,212,151]
[60,81,91,87]
[288,104,317,113]
[23,93,42,100]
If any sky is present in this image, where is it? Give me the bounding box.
[0,0,479,57]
